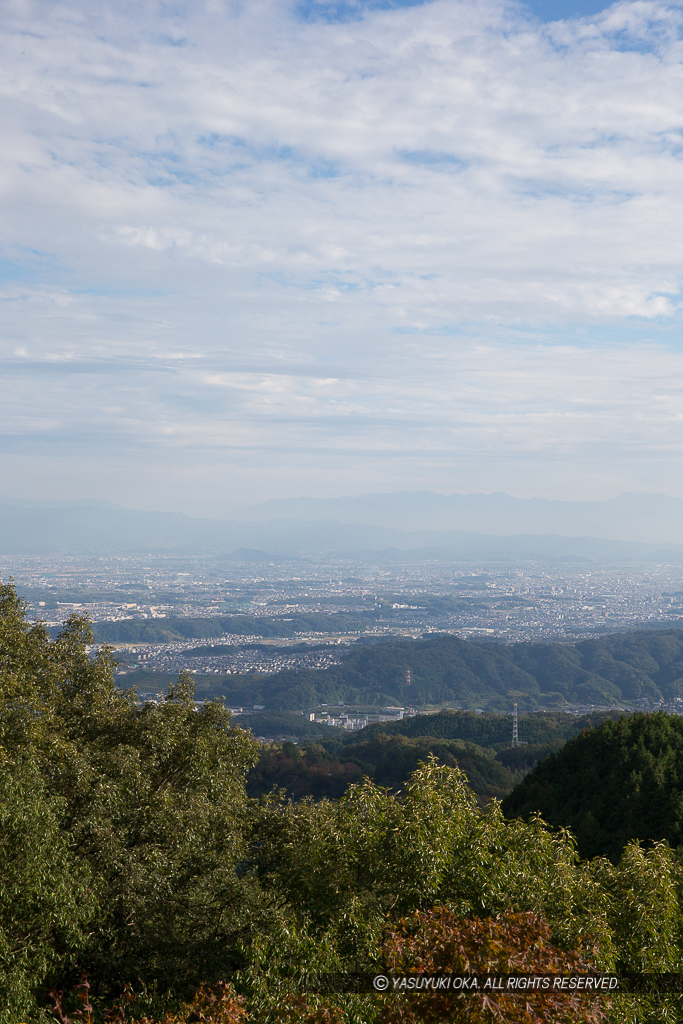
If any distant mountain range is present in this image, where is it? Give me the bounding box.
[1,492,683,561]
[232,491,683,544]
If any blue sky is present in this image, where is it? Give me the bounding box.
[2,0,683,512]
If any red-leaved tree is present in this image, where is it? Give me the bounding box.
[380,909,610,1024]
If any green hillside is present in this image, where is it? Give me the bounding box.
[243,709,619,804]
[246,734,519,804]
[351,707,619,747]
[233,710,343,741]
[91,611,378,643]
[187,628,683,710]
[503,711,683,861]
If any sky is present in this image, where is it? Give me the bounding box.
[3,0,683,514]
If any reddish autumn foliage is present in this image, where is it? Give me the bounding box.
[152,983,247,1024]
[380,909,610,1024]
[269,995,347,1024]
[50,978,247,1024]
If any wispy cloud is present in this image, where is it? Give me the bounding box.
[1,0,683,507]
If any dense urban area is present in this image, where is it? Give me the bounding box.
[7,553,683,633]
[3,552,683,732]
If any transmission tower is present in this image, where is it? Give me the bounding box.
[406,668,411,687]
[511,703,519,747]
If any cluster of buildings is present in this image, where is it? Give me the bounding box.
[8,553,683,645]
[5,556,683,719]
[115,640,343,677]
[306,706,417,730]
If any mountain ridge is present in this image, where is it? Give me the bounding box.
[1,494,683,560]
[231,490,683,543]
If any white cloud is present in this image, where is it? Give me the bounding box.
[2,0,683,506]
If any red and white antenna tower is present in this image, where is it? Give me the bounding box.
[406,668,411,686]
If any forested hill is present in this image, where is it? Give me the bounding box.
[244,709,618,805]
[352,707,618,748]
[7,576,683,1023]
[91,611,379,642]
[192,627,683,710]
[503,712,683,862]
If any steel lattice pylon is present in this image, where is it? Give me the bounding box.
[512,702,519,747]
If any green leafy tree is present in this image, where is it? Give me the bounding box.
[253,758,611,954]
[0,581,265,1011]
[0,758,95,1024]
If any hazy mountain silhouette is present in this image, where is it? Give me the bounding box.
[1,500,683,561]
[231,491,683,544]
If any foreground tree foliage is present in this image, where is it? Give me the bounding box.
[0,759,94,1021]
[247,732,523,805]
[49,977,248,1024]
[2,581,683,1023]
[0,582,263,1018]
[381,910,608,1023]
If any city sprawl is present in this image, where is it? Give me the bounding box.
[4,553,683,718]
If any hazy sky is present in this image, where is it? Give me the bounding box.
[3,0,683,513]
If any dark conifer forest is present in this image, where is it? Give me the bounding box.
[503,711,683,862]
